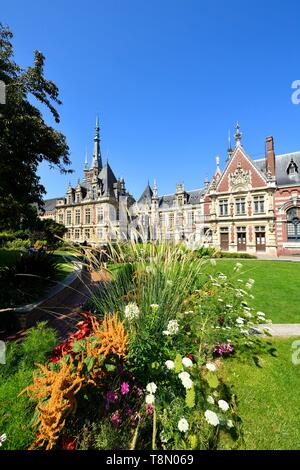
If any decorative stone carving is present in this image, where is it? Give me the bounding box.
[229,167,251,192]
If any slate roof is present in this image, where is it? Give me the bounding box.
[158,188,205,208]
[274,152,300,186]
[253,152,300,186]
[42,198,60,212]
[98,162,118,196]
[138,183,153,204]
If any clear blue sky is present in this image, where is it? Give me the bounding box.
[2,0,300,199]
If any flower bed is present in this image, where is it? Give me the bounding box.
[1,242,272,450]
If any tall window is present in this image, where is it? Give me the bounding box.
[68,195,72,205]
[235,198,246,215]
[85,208,91,224]
[75,209,80,224]
[254,195,265,213]
[159,213,164,226]
[97,229,103,240]
[168,213,174,229]
[97,207,104,223]
[76,193,81,203]
[84,228,90,239]
[287,207,300,241]
[58,213,64,224]
[74,229,80,239]
[66,210,72,225]
[188,211,195,225]
[66,229,71,239]
[92,187,97,200]
[219,199,228,216]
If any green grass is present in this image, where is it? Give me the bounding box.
[220,338,300,450]
[207,259,300,323]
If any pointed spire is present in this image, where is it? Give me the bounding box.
[227,129,233,161]
[235,121,242,147]
[92,114,102,170]
[204,176,209,189]
[216,155,220,172]
[153,178,158,197]
[84,148,88,170]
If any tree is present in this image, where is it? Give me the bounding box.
[0,23,71,230]
[33,218,67,247]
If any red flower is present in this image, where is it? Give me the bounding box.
[188,354,193,361]
[61,435,77,450]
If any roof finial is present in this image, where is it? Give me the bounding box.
[84,148,88,169]
[235,121,242,147]
[216,155,220,171]
[204,176,209,189]
[153,178,158,197]
[227,129,233,161]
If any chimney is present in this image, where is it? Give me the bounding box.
[265,136,275,176]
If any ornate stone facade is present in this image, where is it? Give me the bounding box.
[41,120,300,256]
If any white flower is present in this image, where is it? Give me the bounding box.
[0,433,7,447]
[178,418,189,433]
[257,311,265,317]
[145,394,155,404]
[178,371,190,381]
[166,280,173,286]
[218,298,224,302]
[226,304,233,309]
[163,319,179,336]
[146,382,157,394]
[244,311,252,318]
[227,419,234,429]
[124,302,140,321]
[218,273,227,280]
[150,304,159,310]
[218,399,229,412]
[182,357,193,368]
[236,317,244,325]
[165,360,175,370]
[240,329,249,335]
[160,431,168,443]
[205,410,220,426]
[178,371,193,389]
[234,262,243,271]
[206,363,217,372]
[207,395,215,404]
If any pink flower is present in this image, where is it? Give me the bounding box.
[111,411,121,427]
[146,404,154,415]
[120,382,130,395]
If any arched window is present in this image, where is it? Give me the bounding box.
[287,207,300,241]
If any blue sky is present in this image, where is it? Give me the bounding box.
[2,0,300,199]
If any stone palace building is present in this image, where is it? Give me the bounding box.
[41,118,300,256]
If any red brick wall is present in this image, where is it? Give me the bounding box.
[216,148,267,193]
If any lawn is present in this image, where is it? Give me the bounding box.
[207,259,300,323]
[220,338,300,450]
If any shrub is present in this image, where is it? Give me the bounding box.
[220,252,257,259]
[5,238,31,250]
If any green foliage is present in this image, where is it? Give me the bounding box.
[220,252,257,259]
[5,238,31,250]
[206,372,219,389]
[185,387,196,408]
[0,251,60,309]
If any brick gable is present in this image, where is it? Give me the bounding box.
[216,147,267,193]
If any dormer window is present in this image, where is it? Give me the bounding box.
[287,158,298,176]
